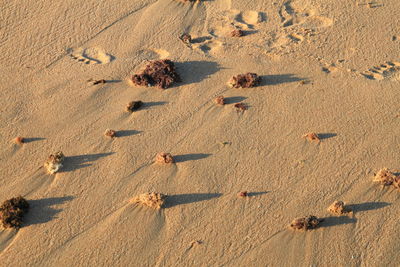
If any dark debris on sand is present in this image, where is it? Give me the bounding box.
[231,29,244,37]
[131,59,181,89]
[126,101,143,112]
[0,196,29,229]
[228,73,261,88]
[289,215,323,231]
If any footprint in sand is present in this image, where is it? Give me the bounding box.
[69,47,114,64]
[360,61,400,81]
[279,0,333,29]
[137,48,170,61]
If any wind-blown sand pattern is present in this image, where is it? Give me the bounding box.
[1,0,400,266]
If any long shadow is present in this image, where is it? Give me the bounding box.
[318,133,337,140]
[116,130,141,137]
[319,216,357,228]
[62,152,114,172]
[164,193,222,208]
[261,74,303,86]
[24,137,46,143]
[176,61,221,86]
[191,36,212,43]
[143,101,168,109]
[24,196,74,227]
[174,153,211,163]
[347,202,391,214]
[247,191,269,197]
[225,96,247,104]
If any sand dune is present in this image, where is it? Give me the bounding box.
[1,0,400,266]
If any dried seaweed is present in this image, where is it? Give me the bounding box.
[44,151,65,174]
[126,101,143,112]
[303,132,320,143]
[228,73,261,88]
[156,152,175,164]
[0,196,29,229]
[131,60,181,89]
[131,193,166,209]
[215,96,225,105]
[104,129,116,138]
[327,201,351,215]
[289,215,322,231]
[231,29,244,37]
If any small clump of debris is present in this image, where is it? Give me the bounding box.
[14,137,24,145]
[126,101,143,112]
[327,200,351,215]
[303,132,320,143]
[237,191,248,198]
[156,152,175,164]
[289,215,323,231]
[234,102,247,111]
[44,151,65,174]
[0,196,29,229]
[180,33,192,45]
[104,129,116,138]
[373,168,400,189]
[231,29,244,37]
[228,73,261,88]
[131,59,181,89]
[131,192,167,209]
[215,96,225,105]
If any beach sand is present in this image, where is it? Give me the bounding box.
[1,0,400,266]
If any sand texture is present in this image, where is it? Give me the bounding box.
[1,0,400,266]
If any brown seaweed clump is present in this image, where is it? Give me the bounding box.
[44,151,65,174]
[234,102,247,111]
[327,201,351,215]
[14,137,24,145]
[237,191,248,198]
[126,101,143,112]
[228,73,261,88]
[231,29,244,37]
[215,96,225,105]
[180,33,192,45]
[131,59,181,89]
[156,152,175,164]
[373,168,400,189]
[104,129,116,138]
[0,196,29,229]
[289,215,323,231]
[131,192,166,209]
[303,132,320,143]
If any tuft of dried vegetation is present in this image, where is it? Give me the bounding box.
[373,168,400,189]
[131,192,167,209]
[104,129,116,138]
[126,101,143,112]
[234,102,247,111]
[44,151,65,174]
[14,137,24,145]
[237,191,248,198]
[131,59,181,89]
[231,29,244,37]
[228,73,261,88]
[327,200,351,215]
[156,152,175,164]
[289,215,323,231]
[215,96,225,105]
[303,132,320,143]
[0,196,29,229]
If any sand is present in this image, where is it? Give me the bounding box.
[1,0,400,266]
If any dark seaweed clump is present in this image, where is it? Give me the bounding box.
[0,196,29,229]
[131,59,181,89]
